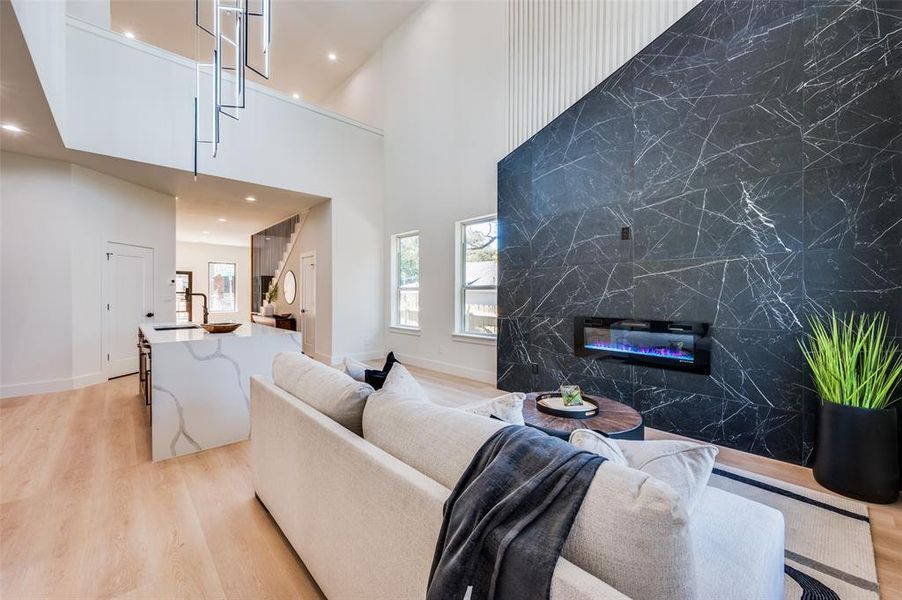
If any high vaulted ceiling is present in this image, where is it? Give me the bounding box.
[1,0,325,247]
[110,0,423,105]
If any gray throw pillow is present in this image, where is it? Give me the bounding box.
[272,352,374,435]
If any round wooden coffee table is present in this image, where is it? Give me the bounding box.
[522,392,644,440]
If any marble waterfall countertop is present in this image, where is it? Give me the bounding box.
[139,322,297,345]
[142,322,302,461]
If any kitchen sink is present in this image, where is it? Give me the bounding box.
[153,324,201,331]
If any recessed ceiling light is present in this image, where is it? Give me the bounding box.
[292,93,300,100]
[245,196,256,202]
[218,217,227,222]
[202,230,210,234]
[124,31,136,39]
[1,123,24,133]
[327,52,337,62]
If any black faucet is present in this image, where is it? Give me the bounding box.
[184,289,210,324]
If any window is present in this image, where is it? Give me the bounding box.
[457,216,498,337]
[392,232,420,329]
[209,262,237,313]
[175,271,193,323]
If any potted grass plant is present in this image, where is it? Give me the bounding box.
[800,312,901,503]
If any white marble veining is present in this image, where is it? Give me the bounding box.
[143,323,302,461]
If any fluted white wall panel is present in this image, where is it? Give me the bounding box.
[508,0,700,150]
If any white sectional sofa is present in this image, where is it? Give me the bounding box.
[250,355,785,600]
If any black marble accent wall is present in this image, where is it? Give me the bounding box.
[496,0,902,465]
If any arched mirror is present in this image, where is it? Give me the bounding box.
[283,270,297,304]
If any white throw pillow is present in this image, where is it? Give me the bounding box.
[379,363,426,398]
[459,392,526,425]
[340,356,369,382]
[569,431,717,515]
[568,429,627,465]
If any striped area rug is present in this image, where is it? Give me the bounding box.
[710,464,879,600]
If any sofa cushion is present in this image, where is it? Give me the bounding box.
[363,384,698,599]
[272,352,374,436]
[458,392,526,425]
[569,432,718,516]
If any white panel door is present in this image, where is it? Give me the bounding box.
[300,253,316,356]
[104,242,154,378]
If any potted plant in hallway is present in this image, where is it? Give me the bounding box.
[262,283,278,316]
[800,312,901,504]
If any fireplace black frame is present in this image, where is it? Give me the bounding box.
[574,317,711,375]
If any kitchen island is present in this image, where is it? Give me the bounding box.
[139,323,302,461]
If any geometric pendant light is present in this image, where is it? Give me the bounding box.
[194,0,272,177]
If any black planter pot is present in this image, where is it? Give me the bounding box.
[813,402,900,504]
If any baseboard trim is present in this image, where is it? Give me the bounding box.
[0,371,107,400]
[391,353,496,384]
[328,350,385,366]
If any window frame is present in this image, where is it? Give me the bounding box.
[455,214,498,341]
[208,261,238,313]
[175,270,193,323]
[390,230,420,331]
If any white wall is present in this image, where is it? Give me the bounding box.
[321,49,385,130]
[377,1,508,382]
[176,241,251,324]
[271,202,333,361]
[0,153,73,393]
[1,151,176,398]
[11,0,68,137]
[66,0,110,28]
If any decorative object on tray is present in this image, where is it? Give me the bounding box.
[201,322,242,334]
[799,311,901,504]
[559,384,584,406]
[536,392,598,419]
[522,391,644,441]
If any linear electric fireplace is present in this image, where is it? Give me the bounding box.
[574,317,711,375]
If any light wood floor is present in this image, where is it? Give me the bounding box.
[2,367,900,598]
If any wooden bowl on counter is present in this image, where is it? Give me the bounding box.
[201,322,242,334]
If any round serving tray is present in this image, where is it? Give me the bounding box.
[535,392,599,419]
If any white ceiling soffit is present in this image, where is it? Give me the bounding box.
[110,0,424,104]
[0,1,325,248]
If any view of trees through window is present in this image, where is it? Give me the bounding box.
[209,262,237,313]
[461,218,498,336]
[175,271,192,323]
[396,233,419,328]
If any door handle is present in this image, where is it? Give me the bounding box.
[146,312,155,318]
[301,309,306,314]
